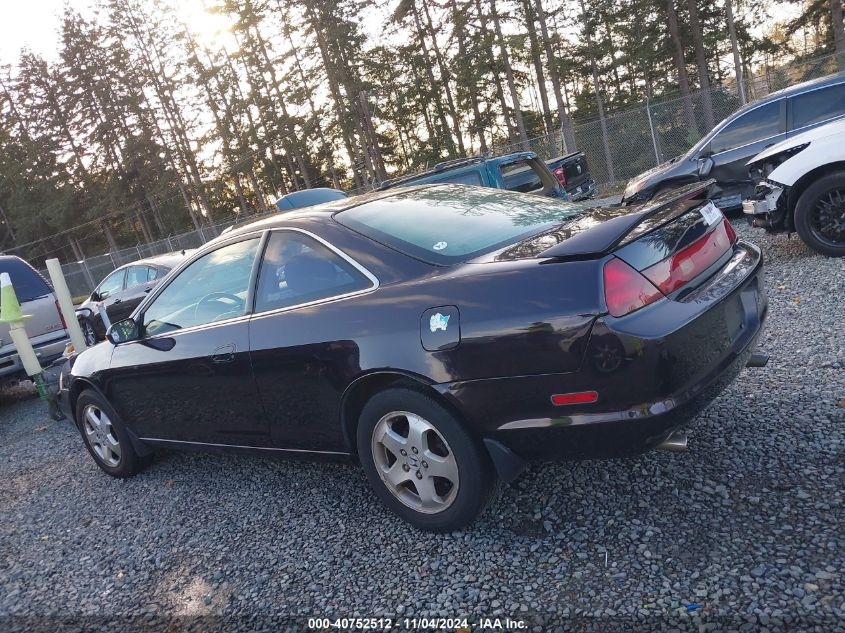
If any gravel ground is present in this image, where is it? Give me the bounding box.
[0,220,843,632]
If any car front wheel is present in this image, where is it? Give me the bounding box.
[79,318,98,346]
[357,388,493,532]
[75,390,152,478]
[794,171,845,257]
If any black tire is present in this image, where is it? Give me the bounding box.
[75,389,152,478]
[79,317,98,346]
[794,171,845,257]
[357,388,493,532]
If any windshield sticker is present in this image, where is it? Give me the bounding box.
[432,241,447,251]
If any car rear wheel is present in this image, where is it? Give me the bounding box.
[794,171,845,257]
[75,390,151,478]
[357,388,492,532]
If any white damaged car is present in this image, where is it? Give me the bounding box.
[744,117,845,256]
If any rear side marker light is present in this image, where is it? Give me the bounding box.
[551,391,598,406]
[603,257,663,318]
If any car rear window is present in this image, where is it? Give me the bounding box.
[501,159,544,193]
[335,185,582,264]
[0,258,52,302]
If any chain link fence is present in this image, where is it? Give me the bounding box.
[47,52,843,299]
[499,52,843,192]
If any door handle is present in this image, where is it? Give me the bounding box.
[113,299,122,304]
[144,287,152,293]
[211,343,236,364]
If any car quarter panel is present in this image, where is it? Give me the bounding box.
[436,241,766,460]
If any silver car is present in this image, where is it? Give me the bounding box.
[0,256,70,387]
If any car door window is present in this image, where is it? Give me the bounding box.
[148,267,161,281]
[791,84,845,130]
[142,238,260,336]
[255,232,372,313]
[126,266,152,289]
[97,270,125,300]
[711,101,783,153]
[501,159,544,193]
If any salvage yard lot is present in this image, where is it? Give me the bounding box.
[0,221,843,631]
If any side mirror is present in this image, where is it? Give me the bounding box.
[90,291,101,302]
[106,318,140,345]
[698,157,714,178]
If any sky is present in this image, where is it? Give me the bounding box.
[0,0,90,63]
[0,0,805,68]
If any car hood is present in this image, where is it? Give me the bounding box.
[750,117,845,164]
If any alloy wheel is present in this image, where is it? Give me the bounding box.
[82,404,122,467]
[811,187,845,246]
[370,411,459,514]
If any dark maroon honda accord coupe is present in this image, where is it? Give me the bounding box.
[59,182,766,531]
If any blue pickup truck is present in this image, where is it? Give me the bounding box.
[377,152,570,199]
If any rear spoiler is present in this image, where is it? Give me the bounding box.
[539,179,715,259]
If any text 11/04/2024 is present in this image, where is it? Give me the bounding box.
[307,617,528,630]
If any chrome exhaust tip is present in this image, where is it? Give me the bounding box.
[656,429,688,452]
[746,353,769,368]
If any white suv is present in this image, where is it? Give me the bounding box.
[744,117,845,257]
[0,256,70,386]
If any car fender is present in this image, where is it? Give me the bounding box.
[339,369,441,453]
[767,130,845,187]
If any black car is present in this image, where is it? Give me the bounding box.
[623,72,845,209]
[59,183,766,531]
[75,252,189,345]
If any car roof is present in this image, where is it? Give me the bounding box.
[220,183,577,244]
[275,187,347,210]
[115,251,190,272]
[727,71,845,118]
[217,187,422,240]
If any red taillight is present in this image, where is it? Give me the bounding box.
[641,219,734,295]
[553,167,567,186]
[55,300,67,329]
[551,391,598,406]
[603,257,663,317]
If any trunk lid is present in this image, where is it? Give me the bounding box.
[489,180,716,262]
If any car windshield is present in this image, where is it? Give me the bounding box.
[335,184,583,264]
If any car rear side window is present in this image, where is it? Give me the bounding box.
[711,101,783,153]
[501,159,544,193]
[254,232,371,313]
[791,84,845,130]
[434,171,483,186]
[0,258,51,302]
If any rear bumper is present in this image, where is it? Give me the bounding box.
[438,240,766,461]
[0,333,70,381]
[567,178,596,201]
